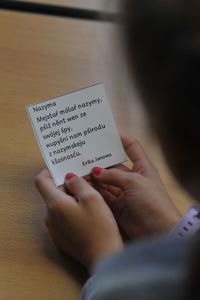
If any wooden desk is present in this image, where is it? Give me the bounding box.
[0,9,192,299]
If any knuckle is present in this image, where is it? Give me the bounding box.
[81,191,98,203]
[131,172,141,181]
[125,172,141,187]
[131,139,142,149]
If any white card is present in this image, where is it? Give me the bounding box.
[26,83,126,186]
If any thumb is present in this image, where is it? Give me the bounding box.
[65,172,103,206]
[92,167,140,189]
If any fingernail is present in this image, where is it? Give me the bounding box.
[65,173,76,180]
[92,167,104,175]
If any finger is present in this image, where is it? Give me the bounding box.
[64,173,102,206]
[102,164,130,195]
[109,163,130,172]
[63,178,95,199]
[83,174,96,188]
[92,167,141,189]
[95,185,116,209]
[120,135,151,164]
[83,174,92,181]
[94,182,121,197]
[120,135,158,177]
[95,186,121,221]
[96,186,126,223]
[58,185,65,192]
[35,168,76,208]
[88,166,126,194]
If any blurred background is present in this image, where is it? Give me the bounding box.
[0,1,192,299]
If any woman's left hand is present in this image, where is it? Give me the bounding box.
[35,169,123,272]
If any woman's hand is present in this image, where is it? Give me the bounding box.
[92,136,181,240]
[35,170,123,271]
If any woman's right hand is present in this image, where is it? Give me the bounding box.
[92,136,181,240]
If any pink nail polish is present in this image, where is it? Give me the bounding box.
[65,173,76,180]
[92,167,104,175]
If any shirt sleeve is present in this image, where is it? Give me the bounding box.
[81,236,192,300]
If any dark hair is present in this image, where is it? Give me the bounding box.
[123,0,200,199]
[123,0,200,298]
